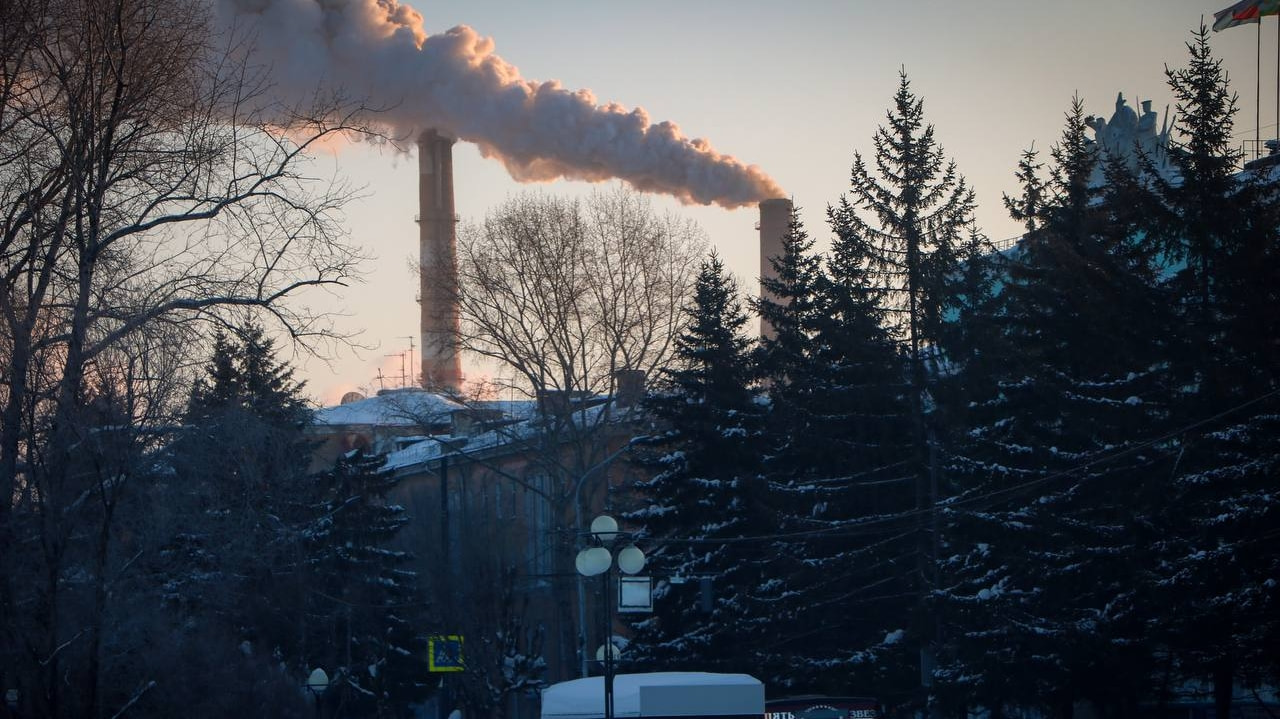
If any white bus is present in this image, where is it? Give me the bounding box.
[541,672,765,719]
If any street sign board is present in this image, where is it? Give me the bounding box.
[618,575,653,613]
[429,635,465,672]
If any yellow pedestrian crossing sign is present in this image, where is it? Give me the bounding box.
[429,635,464,672]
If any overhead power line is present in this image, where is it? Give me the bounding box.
[651,387,1280,547]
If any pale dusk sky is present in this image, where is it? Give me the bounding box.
[288,0,1280,404]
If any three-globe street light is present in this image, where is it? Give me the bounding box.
[571,438,645,678]
[575,515,645,719]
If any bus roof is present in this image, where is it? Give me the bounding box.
[542,672,765,719]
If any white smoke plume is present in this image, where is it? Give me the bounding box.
[215,0,784,208]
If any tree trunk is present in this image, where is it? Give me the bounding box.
[1212,654,1233,719]
[0,338,30,708]
[86,484,118,719]
[41,547,62,718]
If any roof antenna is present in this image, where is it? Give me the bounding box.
[385,351,407,388]
[403,336,417,388]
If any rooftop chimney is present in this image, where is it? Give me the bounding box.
[613,369,646,408]
[758,198,792,340]
[418,129,463,392]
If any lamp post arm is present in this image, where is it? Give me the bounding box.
[570,435,647,517]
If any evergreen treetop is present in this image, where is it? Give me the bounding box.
[1004,144,1047,236]
[831,70,977,358]
[187,323,311,428]
[754,207,826,384]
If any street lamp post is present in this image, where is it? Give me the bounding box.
[305,667,329,719]
[570,437,646,678]
[574,515,645,719]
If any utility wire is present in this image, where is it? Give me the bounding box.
[651,387,1280,547]
[942,386,1280,514]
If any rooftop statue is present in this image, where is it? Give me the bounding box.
[1085,92,1176,185]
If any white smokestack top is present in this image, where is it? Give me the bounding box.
[214,0,784,208]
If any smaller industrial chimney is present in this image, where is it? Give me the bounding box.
[418,129,463,392]
[758,197,793,340]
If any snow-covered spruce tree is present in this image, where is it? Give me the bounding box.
[748,209,830,688]
[824,70,978,710]
[303,449,431,716]
[1118,26,1280,716]
[169,325,316,642]
[938,98,1174,718]
[750,207,920,700]
[625,252,769,675]
[785,201,922,700]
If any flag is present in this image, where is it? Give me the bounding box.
[1213,0,1280,32]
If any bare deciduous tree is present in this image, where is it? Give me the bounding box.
[441,187,705,681]
[451,186,706,548]
[0,0,377,714]
[455,187,705,402]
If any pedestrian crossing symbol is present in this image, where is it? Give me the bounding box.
[429,635,464,672]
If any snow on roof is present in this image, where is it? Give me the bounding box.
[381,421,535,471]
[313,388,464,427]
[472,398,539,418]
[541,672,764,719]
[379,398,621,472]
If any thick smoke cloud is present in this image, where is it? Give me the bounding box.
[216,0,784,208]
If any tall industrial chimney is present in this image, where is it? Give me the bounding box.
[418,129,463,392]
[758,197,792,340]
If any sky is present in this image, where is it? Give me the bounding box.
[289,0,1280,405]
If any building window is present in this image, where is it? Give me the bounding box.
[525,473,552,576]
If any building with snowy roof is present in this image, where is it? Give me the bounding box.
[309,379,651,706]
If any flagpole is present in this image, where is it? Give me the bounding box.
[1257,18,1262,155]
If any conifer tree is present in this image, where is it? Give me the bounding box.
[1141,26,1243,331]
[167,324,321,682]
[747,210,832,687]
[755,210,826,386]
[174,326,434,715]
[1004,146,1047,236]
[188,331,241,412]
[627,253,767,675]
[794,196,919,701]
[939,97,1173,718]
[1121,26,1280,715]
[752,206,919,700]
[832,71,977,367]
[187,325,311,427]
[826,70,978,711]
[303,450,431,715]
